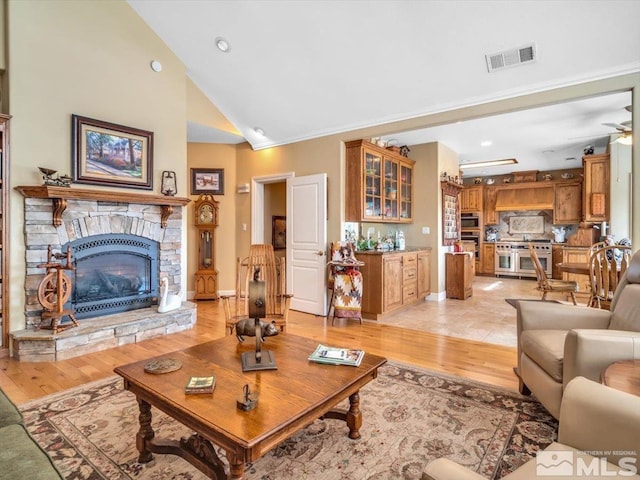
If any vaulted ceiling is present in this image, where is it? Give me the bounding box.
[128,0,639,173]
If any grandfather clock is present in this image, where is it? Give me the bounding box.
[193,194,219,300]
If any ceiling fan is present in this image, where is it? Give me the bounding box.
[603,105,632,145]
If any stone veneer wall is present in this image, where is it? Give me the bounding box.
[23,197,184,328]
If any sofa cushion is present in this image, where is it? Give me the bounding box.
[0,423,64,479]
[0,389,23,427]
[609,284,640,332]
[520,330,568,382]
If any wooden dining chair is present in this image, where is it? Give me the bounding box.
[529,243,578,305]
[220,244,292,335]
[588,245,633,310]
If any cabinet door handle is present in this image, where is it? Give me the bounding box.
[316,251,325,256]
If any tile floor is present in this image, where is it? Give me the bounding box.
[377,275,560,347]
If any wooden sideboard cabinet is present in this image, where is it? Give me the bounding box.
[355,248,431,320]
[460,185,483,212]
[345,139,415,223]
[446,252,473,300]
[582,153,609,224]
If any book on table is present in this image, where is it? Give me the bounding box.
[308,344,365,366]
[185,375,216,394]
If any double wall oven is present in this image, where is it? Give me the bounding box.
[495,240,552,278]
[460,213,481,260]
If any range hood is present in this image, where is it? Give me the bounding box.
[494,185,554,211]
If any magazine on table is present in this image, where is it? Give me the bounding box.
[308,344,365,366]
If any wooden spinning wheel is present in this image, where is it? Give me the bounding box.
[38,271,72,310]
[36,245,79,333]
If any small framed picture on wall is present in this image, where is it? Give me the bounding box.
[191,168,224,195]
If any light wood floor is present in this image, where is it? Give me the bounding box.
[0,277,549,404]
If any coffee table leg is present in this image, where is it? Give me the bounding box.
[226,450,246,480]
[136,398,155,463]
[346,391,362,439]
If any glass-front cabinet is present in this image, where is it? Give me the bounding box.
[400,161,413,222]
[345,140,415,223]
[364,149,382,218]
[383,157,398,219]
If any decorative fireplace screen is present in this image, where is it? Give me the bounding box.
[64,234,159,319]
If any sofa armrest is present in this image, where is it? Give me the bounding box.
[563,329,640,387]
[517,301,611,332]
[559,377,640,468]
[422,458,486,480]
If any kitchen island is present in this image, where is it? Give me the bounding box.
[354,247,431,320]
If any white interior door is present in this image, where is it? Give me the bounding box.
[286,173,327,315]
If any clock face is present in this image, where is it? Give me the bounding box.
[199,204,214,224]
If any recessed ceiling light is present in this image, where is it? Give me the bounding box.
[150,60,162,72]
[480,140,493,147]
[254,127,265,136]
[215,37,231,53]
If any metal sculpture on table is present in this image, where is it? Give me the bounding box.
[240,266,278,371]
[36,245,79,333]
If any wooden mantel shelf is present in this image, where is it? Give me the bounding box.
[16,185,191,228]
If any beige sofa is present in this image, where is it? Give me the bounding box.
[516,248,640,419]
[423,376,640,479]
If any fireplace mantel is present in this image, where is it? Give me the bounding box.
[16,185,191,228]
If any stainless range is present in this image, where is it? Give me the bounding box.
[494,240,553,278]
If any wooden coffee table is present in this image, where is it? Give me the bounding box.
[114,333,387,479]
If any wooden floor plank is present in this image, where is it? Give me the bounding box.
[0,299,519,403]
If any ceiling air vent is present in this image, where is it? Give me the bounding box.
[486,43,536,73]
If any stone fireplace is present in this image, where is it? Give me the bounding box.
[67,233,160,319]
[12,186,195,361]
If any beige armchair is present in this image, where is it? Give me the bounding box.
[516,248,640,419]
[423,376,640,479]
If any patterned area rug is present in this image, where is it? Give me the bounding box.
[19,362,557,479]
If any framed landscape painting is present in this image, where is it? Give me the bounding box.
[191,168,224,195]
[72,115,153,190]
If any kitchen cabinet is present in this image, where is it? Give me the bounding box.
[446,252,473,300]
[417,250,431,299]
[354,248,431,320]
[383,255,403,311]
[401,253,418,304]
[481,243,495,275]
[345,139,415,223]
[582,154,609,224]
[460,185,483,212]
[553,182,582,224]
[484,186,498,225]
[561,247,590,304]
